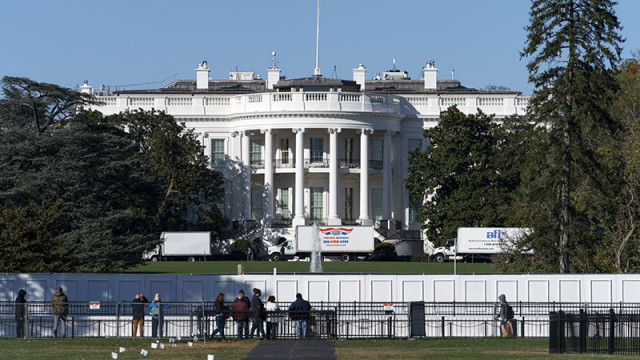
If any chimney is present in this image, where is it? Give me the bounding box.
[79,80,93,94]
[195,61,210,90]
[423,60,438,90]
[267,51,281,90]
[352,64,366,91]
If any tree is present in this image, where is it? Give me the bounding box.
[105,109,225,235]
[520,0,623,273]
[0,112,164,272]
[0,200,73,273]
[405,107,517,247]
[0,76,97,133]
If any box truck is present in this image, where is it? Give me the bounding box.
[267,226,375,262]
[143,232,212,262]
[431,227,533,263]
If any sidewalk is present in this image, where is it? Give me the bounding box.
[243,340,336,360]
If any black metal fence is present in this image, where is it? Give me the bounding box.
[3,301,640,340]
[549,309,640,356]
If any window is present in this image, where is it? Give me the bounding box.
[344,187,353,220]
[371,139,383,162]
[310,137,323,163]
[280,188,290,219]
[310,187,323,221]
[251,187,263,220]
[250,139,263,165]
[211,139,225,165]
[214,186,225,215]
[345,138,354,163]
[280,138,290,165]
[409,197,421,223]
[372,188,383,221]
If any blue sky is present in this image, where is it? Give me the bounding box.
[1,0,638,96]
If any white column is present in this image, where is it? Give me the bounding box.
[383,130,392,221]
[263,129,274,228]
[292,128,306,226]
[359,128,373,225]
[328,128,341,225]
[241,130,251,221]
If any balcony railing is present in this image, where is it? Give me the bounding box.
[339,158,360,169]
[275,158,293,168]
[304,158,329,168]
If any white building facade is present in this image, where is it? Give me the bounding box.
[85,60,529,253]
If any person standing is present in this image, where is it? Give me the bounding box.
[250,288,266,339]
[15,289,27,338]
[265,295,284,340]
[288,293,311,339]
[149,293,168,338]
[131,293,148,339]
[52,287,69,338]
[497,294,515,337]
[232,290,250,339]
[210,292,228,340]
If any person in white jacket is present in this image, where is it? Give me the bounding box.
[265,295,284,339]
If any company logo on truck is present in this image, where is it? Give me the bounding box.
[319,227,353,246]
[486,230,505,239]
[319,228,353,236]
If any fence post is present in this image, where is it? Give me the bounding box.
[608,308,615,355]
[521,316,525,338]
[23,302,29,339]
[72,317,75,339]
[579,309,586,353]
[549,311,559,353]
[202,301,206,342]
[116,302,120,338]
[441,316,445,337]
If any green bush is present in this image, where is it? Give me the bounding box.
[370,242,398,261]
[229,238,250,259]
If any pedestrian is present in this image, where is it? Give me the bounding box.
[247,247,253,261]
[497,294,515,337]
[52,287,69,338]
[131,293,148,339]
[15,289,27,338]
[210,292,228,340]
[149,293,169,338]
[288,293,311,339]
[231,290,250,339]
[250,288,266,339]
[265,295,284,340]
[253,245,261,261]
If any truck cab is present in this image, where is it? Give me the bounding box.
[432,238,459,263]
[268,239,295,261]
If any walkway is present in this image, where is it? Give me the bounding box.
[243,340,337,360]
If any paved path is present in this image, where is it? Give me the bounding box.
[243,340,337,360]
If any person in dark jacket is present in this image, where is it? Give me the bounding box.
[250,288,266,339]
[288,293,311,339]
[131,293,148,339]
[52,287,69,338]
[232,290,250,339]
[15,289,27,338]
[210,292,228,340]
[497,294,515,337]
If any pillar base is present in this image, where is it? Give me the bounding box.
[359,218,373,226]
[327,217,342,226]
[292,217,306,227]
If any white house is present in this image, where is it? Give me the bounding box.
[83,57,529,255]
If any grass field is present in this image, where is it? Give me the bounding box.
[126,260,497,274]
[0,338,636,359]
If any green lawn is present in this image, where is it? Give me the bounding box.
[126,260,497,274]
[1,338,635,359]
[335,338,636,359]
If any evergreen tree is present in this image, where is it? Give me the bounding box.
[520,0,623,272]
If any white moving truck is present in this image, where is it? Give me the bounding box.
[143,232,212,262]
[431,227,533,263]
[267,226,375,262]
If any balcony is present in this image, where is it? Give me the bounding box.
[339,158,360,169]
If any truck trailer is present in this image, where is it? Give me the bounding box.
[267,225,375,262]
[143,232,212,262]
[431,227,533,263]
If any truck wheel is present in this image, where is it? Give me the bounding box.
[187,257,196,262]
[271,253,282,262]
[151,256,159,262]
[435,253,445,263]
[341,254,351,262]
